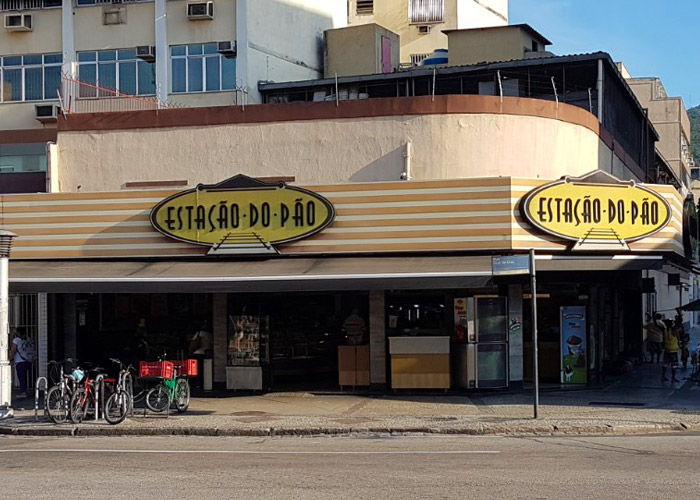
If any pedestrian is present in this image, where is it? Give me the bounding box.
[189,320,213,390]
[662,319,680,383]
[8,327,35,399]
[643,313,665,364]
[674,309,690,369]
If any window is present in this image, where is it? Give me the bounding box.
[0,53,61,103]
[409,0,445,24]
[0,0,61,11]
[171,43,236,94]
[356,0,373,15]
[0,143,47,174]
[77,49,155,97]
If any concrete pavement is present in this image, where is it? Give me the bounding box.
[2,434,699,499]
[3,326,698,438]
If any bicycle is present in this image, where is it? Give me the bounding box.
[69,364,104,424]
[45,358,77,424]
[103,358,134,425]
[144,360,190,414]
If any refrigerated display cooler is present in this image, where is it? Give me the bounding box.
[454,296,509,389]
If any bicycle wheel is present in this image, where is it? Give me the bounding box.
[104,391,130,425]
[146,385,170,413]
[46,386,70,424]
[69,388,87,424]
[174,378,190,413]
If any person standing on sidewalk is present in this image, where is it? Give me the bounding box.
[643,313,665,364]
[8,327,35,399]
[662,319,680,383]
[189,321,213,390]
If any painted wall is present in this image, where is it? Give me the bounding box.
[348,0,507,63]
[447,27,532,66]
[0,102,56,131]
[324,24,400,78]
[166,0,236,47]
[0,8,62,56]
[57,106,616,192]
[74,3,156,51]
[242,0,347,103]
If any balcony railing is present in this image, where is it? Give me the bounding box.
[0,0,60,11]
[75,0,152,5]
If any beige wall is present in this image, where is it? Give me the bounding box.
[0,8,62,56]
[74,3,155,51]
[166,0,236,46]
[447,28,529,66]
[56,108,622,192]
[324,24,400,78]
[0,102,56,131]
[628,78,691,182]
[348,0,507,63]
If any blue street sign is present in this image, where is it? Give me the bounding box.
[492,255,531,276]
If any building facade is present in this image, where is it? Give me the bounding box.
[0,0,347,193]
[347,0,508,65]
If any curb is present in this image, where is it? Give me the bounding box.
[2,421,699,438]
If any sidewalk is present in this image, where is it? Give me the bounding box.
[3,327,698,438]
[2,374,699,437]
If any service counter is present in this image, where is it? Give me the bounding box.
[389,336,450,389]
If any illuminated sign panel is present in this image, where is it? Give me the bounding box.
[150,175,335,255]
[521,171,671,250]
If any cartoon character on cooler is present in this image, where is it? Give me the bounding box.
[564,364,574,383]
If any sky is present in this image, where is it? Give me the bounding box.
[509,0,697,109]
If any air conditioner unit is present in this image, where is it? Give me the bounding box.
[188,1,214,20]
[4,13,33,32]
[418,25,431,35]
[103,6,126,25]
[136,45,156,62]
[35,104,60,124]
[217,41,237,57]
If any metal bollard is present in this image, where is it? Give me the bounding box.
[34,377,48,421]
[94,374,105,422]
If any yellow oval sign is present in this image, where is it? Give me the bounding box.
[151,175,335,248]
[521,172,671,243]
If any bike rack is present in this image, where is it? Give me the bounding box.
[34,377,49,421]
[94,374,105,422]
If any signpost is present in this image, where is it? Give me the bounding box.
[492,252,539,419]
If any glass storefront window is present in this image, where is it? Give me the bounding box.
[0,143,47,174]
[387,293,447,336]
[476,296,508,342]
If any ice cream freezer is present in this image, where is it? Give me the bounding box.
[389,336,450,389]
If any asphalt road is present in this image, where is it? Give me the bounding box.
[1,434,699,499]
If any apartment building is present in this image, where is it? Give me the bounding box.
[624,72,694,190]
[347,0,508,65]
[0,0,346,193]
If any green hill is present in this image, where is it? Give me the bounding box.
[690,105,700,165]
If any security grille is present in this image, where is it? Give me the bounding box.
[356,0,373,15]
[409,0,445,24]
[9,293,40,390]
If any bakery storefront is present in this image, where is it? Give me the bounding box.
[4,172,688,392]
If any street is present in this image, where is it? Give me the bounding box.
[1,434,699,499]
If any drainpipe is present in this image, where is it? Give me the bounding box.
[154,0,168,107]
[596,59,604,124]
[402,141,412,181]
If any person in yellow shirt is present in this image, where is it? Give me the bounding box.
[662,319,680,383]
[643,313,665,364]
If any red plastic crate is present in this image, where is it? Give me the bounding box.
[139,361,174,379]
[170,359,198,377]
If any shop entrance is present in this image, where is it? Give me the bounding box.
[227,292,369,391]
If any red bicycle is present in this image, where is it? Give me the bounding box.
[69,364,105,424]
